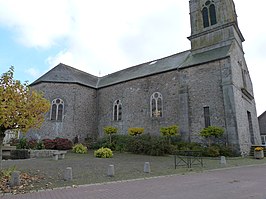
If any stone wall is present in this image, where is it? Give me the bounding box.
[29,83,98,142]
[259,112,266,135]
[178,59,226,143]
[229,42,261,153]
[97,70,180,137]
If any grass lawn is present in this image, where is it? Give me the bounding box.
[2,151,266,193]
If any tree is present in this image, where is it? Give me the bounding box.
[0,66,50,153]
[103,126,118,144]
[199,126,224,147]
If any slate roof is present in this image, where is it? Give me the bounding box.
[30,63,99,88]
[259,111,266,120]
[30,45,231,89]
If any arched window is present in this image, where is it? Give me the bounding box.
[209,4,217,25]
[113,100,122,121]
[150,92,163,118]
[50,98,64,121]
[202,1,217,28]
[202,7,209,28]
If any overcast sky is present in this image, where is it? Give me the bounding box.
[0,0,265,115]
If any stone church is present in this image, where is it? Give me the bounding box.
[30,0,261,153]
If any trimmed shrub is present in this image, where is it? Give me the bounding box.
[200,126,224,147]
[72,143,88,154]
[42,139,56,149]
[42,138,73,150]
[103,126,118,144]
[128,127,144,136]
[94,147,113,158]
[160,125,180,144]
[160,125,179,137]
[103,126,118,135]
[54,138,73,150]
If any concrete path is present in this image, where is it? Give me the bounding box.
[2,164,266,199]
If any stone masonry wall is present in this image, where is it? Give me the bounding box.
[97,71,180,137]
[259,113,266,135]
[29,83,98,142]
[229,42,261,153]
[179,59,226,143]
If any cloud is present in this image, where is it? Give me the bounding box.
[25,67,41,78]
[43,0,189,76]
[0,0,189,70]
[0,0,72,48]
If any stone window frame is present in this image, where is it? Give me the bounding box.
[202,0,217,28]
[50,98,64,121]
[150,92,163,118]
[113,99,122,121]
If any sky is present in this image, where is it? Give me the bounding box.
[0,0,266,116]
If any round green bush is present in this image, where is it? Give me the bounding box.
[72,143,88,154]
[94,147,113,158]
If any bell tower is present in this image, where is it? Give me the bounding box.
[188,0,244,52]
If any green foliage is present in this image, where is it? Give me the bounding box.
[0,66,50,136]
[204,145,220,157]
[94,147,113,158]
[176,142,203,151]
[27,139,45,150]
[200,126,224,138]
[160,125,179,137]
[160,125,180,144]
[103,126,118,135]
[127,134,174,156]
[0,166,16,180]
[91,135,131,152]
[109,134,131,152]
[92,133,237,157]
[216,145,237,157]
[72,143,88,154]
[200,126,224,147]
[103,126,118,144]
[128,127,144,136]
[36,142,45,150]
[93,134,178,156]
[16,137,28,149]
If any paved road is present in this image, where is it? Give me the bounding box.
[1,164,266,199]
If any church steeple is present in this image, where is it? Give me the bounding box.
[188,0,244,51]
